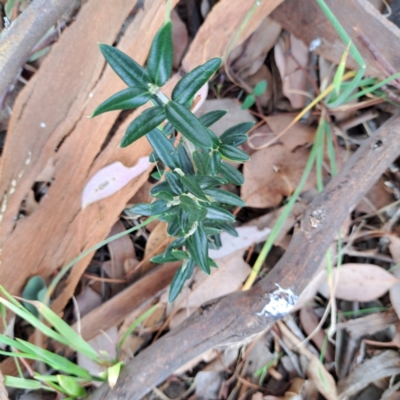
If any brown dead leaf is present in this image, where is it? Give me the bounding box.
[196,98,256,136]
[102,220,136,295]
[274,33,309,109]
[356,178,394,215]
[167,251,251,329]
[229,16,281,79]
[277,321,337,400]
[319,264,399,302]
[141,222,172,275]
[337,350,400,399]
[389,235,400,265]
[242,144,315,208]
[171,9,189,69]
[390,282,400,320]
[299,307,334,363]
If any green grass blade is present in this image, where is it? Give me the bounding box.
[315,118,326,193]
[325,124,337,177]
[118,305,158,350]
[4,376,51,391]
[31,300,99,362]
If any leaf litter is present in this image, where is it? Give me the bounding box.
[3,0,400,399]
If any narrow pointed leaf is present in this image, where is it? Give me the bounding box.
[193,151,211,176]
[129,203,153,216]
[4,376,43,390]
[180,175,208,201]
[91,88,151,117]
[150,200,170,214]
[241,94,255,109]
[147,22,173,86]
[146,129,178,169]
[209,151,222,174]
[166,101,212,148]
[121,107,166,147]
[219,144,250,162]
[204,188,246,207]
[178,143,194,175]
[150,181,175,197]
[199,110,227,127]
[220,133,247,147]
[195,175,227,189]
[153,190,174,201]
[168,259,195,302]
[172,58,222,105]
[99,44,150,88]
[187,225,210,274]
[205,205,235,222]
[220,122,254,142]
[167,214,182,236]
[219,162,244,186]
[165,171,184,195]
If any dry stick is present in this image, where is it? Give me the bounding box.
[0,0,72,97]
[90,115,400,400]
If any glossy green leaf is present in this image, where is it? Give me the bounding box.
[205,205,235,222]
[151,250,179,263]
[198,110,227,127]
[179,195,207,223]
[150,181,175,197]
[220,133,247,147]
[129,203,153,216]
[167,214,182,237]
[195,175,227,189]
[219,222,239,237]
[219,144,250,162]
[146,128,178,169]
[169,259,195,302]
[241,94,255,109]
[166,101,212,148]
[180,175,208,201]
[186,225,210,274]
[99,44,150,88]
[172,58,222,105]
[193,151,211,176]
[253,80,267,96]
[219,162,244,186]
[91,88,151,117]
[147,22,173,86]
[165,171,184,195]
[153,190,174,201]
[209,151,222,174]
[151,200,170,215]
[121,106,166,147]
[178,143,195,175]
[220,122,254,143]
[57,375,86,397]
[171,250,189,260]
[204,188,245,207]
[203,226,222,235]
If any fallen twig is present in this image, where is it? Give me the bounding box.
[0,0,72,97]
[90,113,400,400]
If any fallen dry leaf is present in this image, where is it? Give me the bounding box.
[242,144,315,208]
[81,157,152,208]
[319,263,399,302]
[389,235,400,265]
[167,251,251,329]
[141,222,172,274]
[277,321,337,400]
[390,282,400,320]
[195,98,256,136]
[274,33,309,109]
[229,16,281,79]
[171,9,189,69]
[337,350,400,399]
[209,226,271,259]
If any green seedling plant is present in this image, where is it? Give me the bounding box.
[89,7,253,302]
[0,285,158,397]
[243,0,400,289]
[241,79,267,109]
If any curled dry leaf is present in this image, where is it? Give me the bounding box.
[229,16,281,79]
[277,321,337,400]
[319,263,399,302]
[242,144,315,208]
[337,350,400,399]
[389,234,400,266]
[81,157,152,208]
[274,33,309,109]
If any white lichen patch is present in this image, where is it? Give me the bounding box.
[257,284,298,318]
[309,38,321,52]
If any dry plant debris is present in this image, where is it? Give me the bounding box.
[2,0,400,399]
